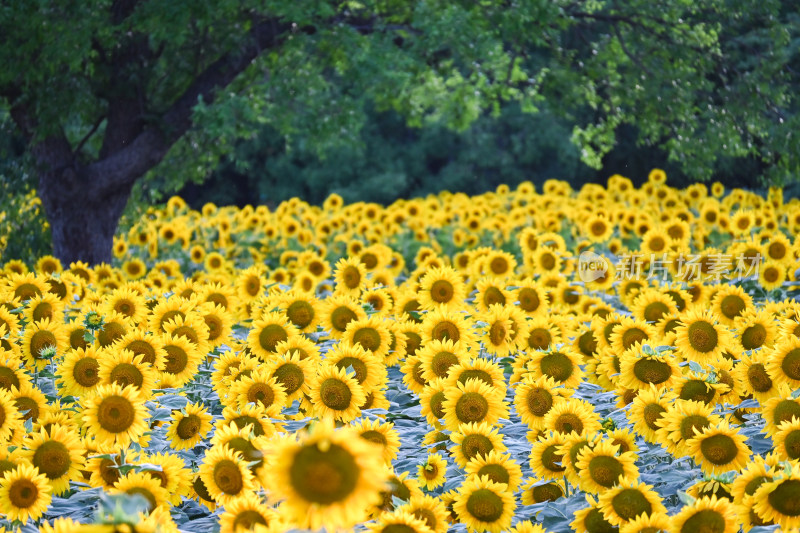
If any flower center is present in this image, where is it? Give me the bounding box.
[430,280,455,304]
[163,345,188,374]
[274,363,304,396]
[176,414,201,440]
[33,440,71,480]
[461,434,494,462]
[320,378,352,411]
[466,488,504,522]
[643,404,666,430]
[30,331,57,359]
[287,301,314,329]
[431,352,459,378]
[455,392,489,424]
[687,321,718,352]
[539,352,573,383]
[532,482,563,503]
[73,358,100,387]
[477,464,510,485]
[747,363,773,392]
[699,434,739,465]
[259,324,288,353]
[98,395,135,433]
[681,510,726,533]
[719,295,745,320]
[553,413,584,435]
[431,321,460,343]
[621,328,648,350]
[214,459,244,495]
[612,488,652,521]
[781,349,800,380]
[290,443,359,504]
[517,288,541,312]
[632,359,672,385]
[588,456,624,488]
[540,445,566,473]
[109,363,144,389]
[353,328,382,352]
[247,383,275,408]
[330,306,357,332]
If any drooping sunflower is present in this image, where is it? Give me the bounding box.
[309,364,366,423]
[267,421,388,530]
[575,440,639,494]
[418,266,467,311]
[112,470,171,512]
[218,491,283,533]
[80,383,149,451]
[674,307,734,365]
[165,401,213,451]
[453,476,516,533]
[20,317,68,370]
[0,463,52,523]
[320,294,368,339]
[684,422,751,475]
[671,495,737,533]
[597,477,667,527]
[450,422,508,468]
[18,424,84,496]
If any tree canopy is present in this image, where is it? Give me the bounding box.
[1,0,799,263]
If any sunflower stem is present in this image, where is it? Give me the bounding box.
[564,475,570,497]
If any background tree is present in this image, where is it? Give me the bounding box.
[1,0,798,264]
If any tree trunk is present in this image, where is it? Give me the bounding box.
[37,165,133,266]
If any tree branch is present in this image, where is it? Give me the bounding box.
[85,17,294,199]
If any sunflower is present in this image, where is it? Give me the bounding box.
[333,257,368,297]
[0,463,52,523]
[160,334,203,388]
[451,422,507,469]
[103,287,148,324]
[711,285,753,325]
[685,422,751,475]
[320,294,367,339]
[759,260,787,291]
[514,376,571,432]
[525,346,585,389]
[7,272,48,302]
[112,470,171,512]
[453,476,516,533]
[264,351,314,404]
[22,292,64,325]
[655,399,723,458]
[18,425,84,496]
[464,450,523,492]
[0,388,22,446]
[267,421,388,530]
[309,364,365,423]
[374,470,425,515]
[760,386,800,437]
[764,232,793,264]
[597,478,667,526]
[478,304,521,358]
[417,339,464,383]
[671,495,737,533]
[418,266,467,311]
[20,317,68,370]
[734,352,777,403]
[11,381,48,424]
[342,315,393,361]
[674,307,733,365]
[543,397,601,437]
[98,349,158,397]
[420,307,477,348]
[162,312,211,355]
[218,491,283,533]
[235,265,268,303]
[80,383,149,451]
[571,495,618,533]
[55,346,102,397]
[197,302,235,349]
[147,296,194,334]
[618,512,672,533]
[226,368,287,416]
[276,290,321,333]
[473,277,512,313]
[442,379,508,431]
[165,402,213,451]
[528,431,568,481]
[219,404,277,438]
[418,452,448,491]
[608,317,656,354]
[618,346,681,391]
[520,477,566,505]
[198,445,257,506]
[418,379,447,428]
[246,311,300,361]
[575,440,639,494]
[115,330,166,369]
[368,510,435,533]
[766,336,800,388]
[513,279,547,317]
[135,451,192,506]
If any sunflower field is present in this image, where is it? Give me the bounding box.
[1,171,800,533]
